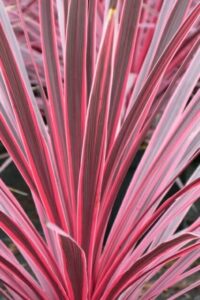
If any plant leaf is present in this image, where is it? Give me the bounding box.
[64,0,88,211]
[77,10,115,278]
[106,0,142,151]
[47,223,88,300]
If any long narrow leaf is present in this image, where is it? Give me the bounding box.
[77,10,115,281]
[106,0,142,150]
[64,0,88,214]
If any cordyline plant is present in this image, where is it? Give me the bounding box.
[0,0,200,299]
